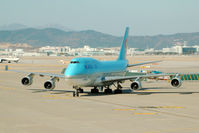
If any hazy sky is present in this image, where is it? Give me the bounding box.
[0,0,199,36]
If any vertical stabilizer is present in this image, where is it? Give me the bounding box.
[118,27,129,60]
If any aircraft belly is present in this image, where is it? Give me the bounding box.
[93,71,126,86]
[65,75,96,87]
[65,71,126,87]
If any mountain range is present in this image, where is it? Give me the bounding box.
[0,27,199,49]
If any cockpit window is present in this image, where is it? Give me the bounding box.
[70,61,80,64]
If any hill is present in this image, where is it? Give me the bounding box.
[0,28,199,49]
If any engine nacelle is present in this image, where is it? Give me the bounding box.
[130,81,142,90]
[44,80,55,90]
[21,76,33,86]
[171,78,182,88]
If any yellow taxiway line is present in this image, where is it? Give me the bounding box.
[42,94,72,99]
[113,109,135,111]
[133,112,157,115]
[0,85,16,90]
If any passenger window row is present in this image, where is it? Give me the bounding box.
[85,64,97,69]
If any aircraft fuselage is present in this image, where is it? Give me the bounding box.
[64,57,128,87]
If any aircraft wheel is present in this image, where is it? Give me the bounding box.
[114,89,122,94]
[91,88,99,93]
[78,88,84,93]
[104,88,112,94]
[76,91,79,97]
[73,92,76,97]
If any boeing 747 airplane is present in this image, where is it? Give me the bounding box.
[5,27,181,96]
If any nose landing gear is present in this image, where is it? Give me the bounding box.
[73,86,84,97]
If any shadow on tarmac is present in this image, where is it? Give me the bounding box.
[28,88,73,94]
[28,88,199,97]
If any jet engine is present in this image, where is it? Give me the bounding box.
[130,81,142,90]
[21,76,33,86]
[171,78,182,88]
[44,79,55,90]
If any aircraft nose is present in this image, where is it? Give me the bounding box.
[65,75,75,85]
[65,75,73,81]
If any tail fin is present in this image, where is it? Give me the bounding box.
[118,27,129,60]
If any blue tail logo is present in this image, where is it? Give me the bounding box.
[118,27,129,60]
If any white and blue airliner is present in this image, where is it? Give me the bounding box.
[5,27,182,96]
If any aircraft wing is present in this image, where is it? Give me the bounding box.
[127,60,161,67]
[5,65,65,78]
[101,73,177,83]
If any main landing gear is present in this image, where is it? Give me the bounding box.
[72,83,123,97]
[73,86,84,97]
[114,82,122,94]
[91,87,99,93]
[104,86,112,94]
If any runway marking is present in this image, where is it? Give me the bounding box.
[27,70,61,73]
[134,112,157,115]
[0,70,61,72]
[113,108,135,111]
[0,85,16,90]
[42,94,72,99]
[0,71,13,73]
[157,106,184,109]
[0,64,64,67]
[141,90,159,92]
[143,126,199,133]
[140,106,184,109]
[79,97,197,119]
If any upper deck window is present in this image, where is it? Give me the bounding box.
[70,61,80,64]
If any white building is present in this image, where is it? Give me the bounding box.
[162,45,197,54]
[193,45,199,52]
[23,52,46,56]
[39,46,71,54]
[127,48,137,55]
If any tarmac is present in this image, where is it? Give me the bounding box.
[0,55,199,133]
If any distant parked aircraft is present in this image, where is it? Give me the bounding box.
[5,27,181,97]
[0,57,19,63]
